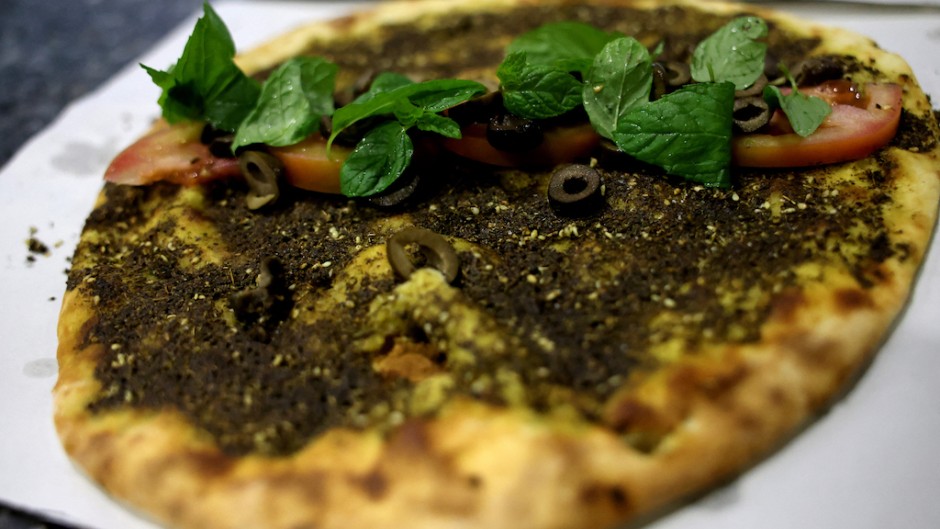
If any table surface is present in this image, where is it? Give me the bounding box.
[0,0,201,169]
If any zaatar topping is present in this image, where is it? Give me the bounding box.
[69,3,924,457]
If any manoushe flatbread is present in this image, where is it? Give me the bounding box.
[54,1,940,529]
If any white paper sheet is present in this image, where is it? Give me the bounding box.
[0,2,937,528]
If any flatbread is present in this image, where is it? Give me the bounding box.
[54,1,940,528]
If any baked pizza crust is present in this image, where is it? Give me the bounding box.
[54,1,940,528]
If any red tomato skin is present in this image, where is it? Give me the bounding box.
[105,121,240,186]
[269,136,349,195]
[440,123,600,168]
[732,83,902,168]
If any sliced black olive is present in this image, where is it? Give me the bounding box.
[230,258,292,342]
[486,113,543,151]
[548,164,603,216]
[208,135,236,158]
[735,73,768,98]
[651,61,691,100]
[793,56,846,86]
[652,63,668,100]
[200,124,236,158]
[733,96,772,133]
[764,54,781,81]
[368,170,422,209]
[663,61,691,87]
[386,227,460,284]
[238,150,283,210]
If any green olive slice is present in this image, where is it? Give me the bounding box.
[386,227,460,283]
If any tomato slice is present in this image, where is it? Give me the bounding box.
[268,135,351,194]
[732,82,902,168]
[440,122,601,168]
[105,121,241,186]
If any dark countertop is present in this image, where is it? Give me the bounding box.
[0,0,201,169]
[0,2,201,526]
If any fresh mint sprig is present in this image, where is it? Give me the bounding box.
[691,16,768,90]
[498,22,621,120]
[762,65,832,137]
[142,2,260,132]
[328,77,486,196]
[582,37,653,141]
[145,8,836,196]
[505,21,621,73]
[613,82,735,187]
[328,78,485,148]
[497,52,584,119]
[340,121,414,197]
[232,57,338,150]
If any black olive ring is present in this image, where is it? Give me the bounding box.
[386,227,460,284]
[547,164,603,217]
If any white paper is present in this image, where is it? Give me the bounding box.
[0,2,937,528]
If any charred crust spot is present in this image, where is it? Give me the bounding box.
[174,450,235,479]
[604,397,679,454]
[351,469,389,500]
[265,470,329,503]
[77,315,101,350]
[580,483,631,512]
[388,419,432,457]
[81,431,117,478]
[783,332,838,370]
[606,398,657,433]
[466,474,483,489]
[691,364,749,399]
[769,290,806,324]
[766,387,789,408]
[834,288,875,312]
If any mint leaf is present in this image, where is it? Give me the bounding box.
[498,52,583,119]
[507,21,620,73]
[232,57,338,150]
[583,37,653,140]
[613,82,735,187]
[333,78,483,196]
[329,78,485,147]
[352,72,415,105]
[691,16,767,91]
[414,113,461,138]
[391,100,461,138]
[762,85,831,137]
[143,65,203,123]
[403,79,489,113]
[142,2,260,131]
[340,121,414,197]
[762,66,831,137]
